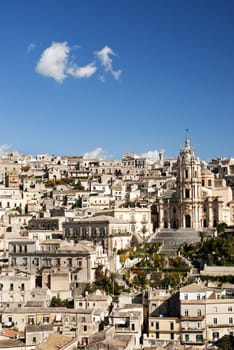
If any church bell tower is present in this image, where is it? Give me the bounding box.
[176,135,202,229]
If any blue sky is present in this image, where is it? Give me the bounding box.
[1,0,234,161]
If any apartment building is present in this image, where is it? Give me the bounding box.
[110,304,144,348]
[63,215,132,255]
[105,207,153,236]
[146,289,180,347]
[180,283,234,347]
[0,269,35,308]
[8,239,100,296]
[1,306,100,346]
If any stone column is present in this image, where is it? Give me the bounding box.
[159,199,164,229]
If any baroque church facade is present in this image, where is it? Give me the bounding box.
[157,136,234,230]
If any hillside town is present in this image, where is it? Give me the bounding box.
[0,136,234,350]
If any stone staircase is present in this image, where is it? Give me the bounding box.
[152,228,200,256]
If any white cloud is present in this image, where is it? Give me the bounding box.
[0,144,12,154]
[36,42,97,82]
[36,42,70,82]
[83,147,106,159]
[67,62,96,79]
[139,150,164,161]
[36,42,121,83]
[95,45,122,80]
[27,43,36,53]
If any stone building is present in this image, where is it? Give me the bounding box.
[157,136,233,230]
[8,239,100,295]
[63,215,132,255]
[180,283,234,346]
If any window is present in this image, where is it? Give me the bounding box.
[74,228,80,237]
[184,294,188,300]
[213,318,217,325]
[170,322,174,330]
[131,323,135,331]
[33,337,36,343]
[184,309,189,316]
[197,294,200,300]
[212,306,217,312]
[100,228,105,237]
[155,322,159,329]
[84,325,87,332]
[10,283,14,291]
[213,332,219,341]
[28,316,34,325]
[82,227,87,237]
[43,316,49,324]
[185,170,189,178]
[229,317,233,324]
[156,332,159,339]
[185,334,189,342]
[228,306,232,312]
[197,309,202,316]
[170,333,174,340]
[185,189,190,198]
[196,334,203,342]
[208,179,212,186]
[91,228,97,237]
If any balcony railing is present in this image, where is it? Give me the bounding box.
[181,327,205,332]
[181,315,205,321]
[181,340,204,345]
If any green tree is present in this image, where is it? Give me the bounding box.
[216,335,234,350]
[132,270,147,290]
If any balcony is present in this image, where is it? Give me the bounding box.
[181,327,205,332]
[207,323,234,328]
[181,340,204,346]
[181,315,205,321]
